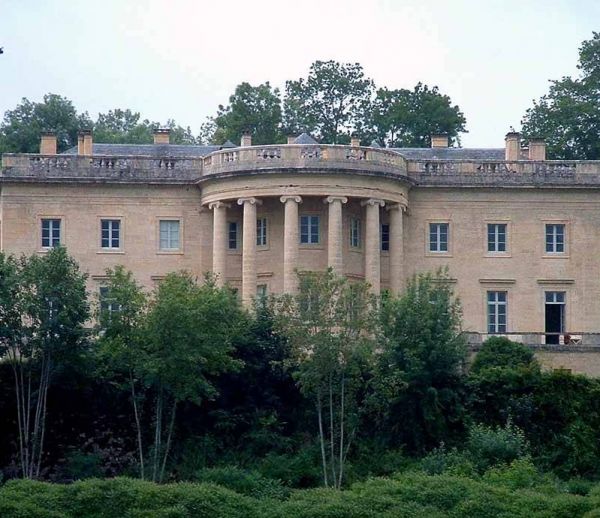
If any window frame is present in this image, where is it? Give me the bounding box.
[256,217,268,248]
[427,221,450,255]
[40,217,62,249]
[487,290,508,334]
[157,218,182,253]
[381,223,390,252]
[100,218,122,250]
[350,217,361,249]
[300,214,320,246]
[544,222,567,255]
[228,221,240,251]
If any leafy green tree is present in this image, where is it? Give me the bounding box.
[274,269,378,488]
[96,266,148,478]
[521,32,600,159]
[471,337,538,374]
[365,84,467,147]
[283,61,374,144]
[374,270,467,453]
[143,273,244,482]
[0,94,92,154]
[0,248,89,478]
[211,82,283,145]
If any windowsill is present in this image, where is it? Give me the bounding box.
[299,244,324,250]
[484,253,512,258]
[257,246,270,252]
[425,251,452,258]
[97,249,125,255]
[227,249,242,255]
[156,250,184,255]
[542,254,569,259]
[349,247,362,253]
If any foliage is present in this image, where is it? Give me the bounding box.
[212,82,283,145]
[522,32,600,159]
[365,84,467,147]
[465,422,528,473]
[373,269,467,453]
[471,336,539,373]
[192,466,289,499]
[0,94,91,154]
[283,61,374,144]
[273,269,378,488]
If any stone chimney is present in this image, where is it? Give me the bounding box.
[350,136,360,147]
[505,131,521,161]
[40,131,57,155]
[153,128,170,145]
[528,138,546,161]
[77,129,93,155]
[287,135,296,145]
[241,131,252,147]
[431,134,449,148]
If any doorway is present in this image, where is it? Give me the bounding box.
[545,291,565,345]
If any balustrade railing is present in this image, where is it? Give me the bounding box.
[464,332,600,348]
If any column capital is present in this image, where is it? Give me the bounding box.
[237,197,263,206]
[280,195,303,204]
[324,196,348,205]
[386,202,407,212]
[361,198,385,208]
[208,201,230,210]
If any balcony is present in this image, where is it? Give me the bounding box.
[465,332,600,350]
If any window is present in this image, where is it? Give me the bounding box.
[228,222,239,250]
[159,220,180,250]
[487,291,507,333]
[41,219,61,248]
[257,218,267,247]
[487,223,506,253]
[545,224,565,253]
[350,218,361,248]
[300,215,320,244]
[381,224,390,251]
[429,223,449,253]
[101,219,121,249]
[99,287,120,320]
[256,284,267,299]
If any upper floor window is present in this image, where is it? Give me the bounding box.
[381,223,390,251]
[159,220,180,250]
[487,223,507,253]
[228,222,239,250]
[429,222,448,253]
[350,218,361,248]
[41,219,61,248]
[545,224,565,253]
[101,219,121,249]
[300,215,320,244]
[257,218,267,247]
[487,291,507,334]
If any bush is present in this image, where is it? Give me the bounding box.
[420,445,475,477]
[192,466,289,499]
[466,422,528,473]
[471,337,539,373]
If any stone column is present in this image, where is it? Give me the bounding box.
[280,195,302,293]
[324,196,348,274]
[387,204,405,295]
[362,198,385,294]
[209,201,229,287]
[238,197,262,306]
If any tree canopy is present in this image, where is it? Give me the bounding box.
[521,32,600,159]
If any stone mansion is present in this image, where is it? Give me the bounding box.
[3,128,600,372]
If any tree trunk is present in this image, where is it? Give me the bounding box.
[316,391,328,488]
[338,374,345,489]
[130,372,145,480]
[159,401,177,483]
[328,373,337,488]
[152,389,163,482]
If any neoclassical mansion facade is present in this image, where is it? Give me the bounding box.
[3,129,600,373]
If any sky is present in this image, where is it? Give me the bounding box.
[1,0,598,147]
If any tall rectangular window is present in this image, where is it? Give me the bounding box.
[350,218,361,248]
[159,220,180,250]
[257,218,267,247]
[99,286,121,317]
[300,215,320,244]
[545,224,565,253]
[228,222,238,250]
[487,291,507,333]
[381,223,390,251]
[41,219,61,248]
[487,223,507,253]
[101,219,121,249]
[429,223,449,252]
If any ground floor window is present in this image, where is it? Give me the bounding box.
[487,291,507,333]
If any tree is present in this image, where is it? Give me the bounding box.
[211,82,283,145]
[365,84,467,147]
[0,94,92,154]
[142,273,244,482]
[273,269,377,488]
[374,270,467,454]
[521,32,600,159]
[283,61,374,144]
[0,248,89,478]
[96,266,148,478]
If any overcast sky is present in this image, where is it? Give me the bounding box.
[1,0,598,147]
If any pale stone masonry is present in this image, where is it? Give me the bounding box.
[3,128,600,374]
